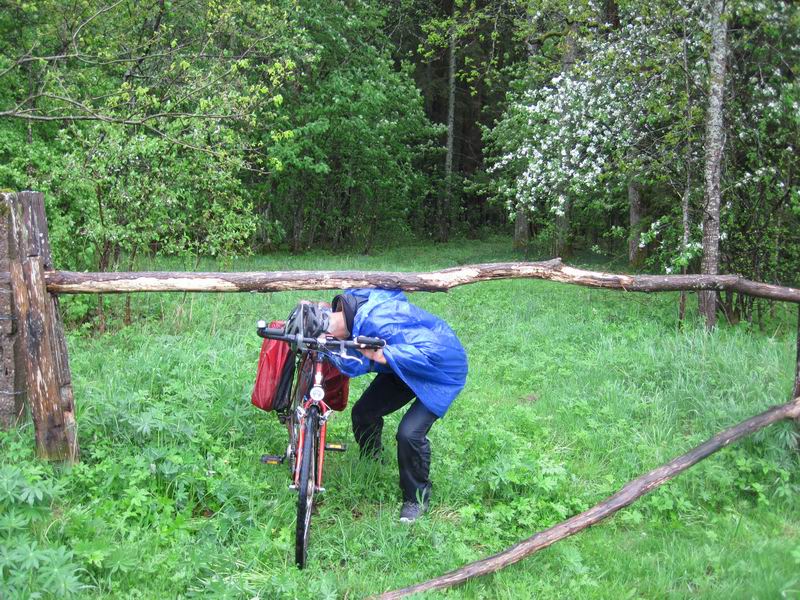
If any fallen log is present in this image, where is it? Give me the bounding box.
[0,260,796,303]
[373,397,800,600]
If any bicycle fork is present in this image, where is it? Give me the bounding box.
[292,356,330,493]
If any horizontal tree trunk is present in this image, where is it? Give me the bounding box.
[1,260,796,303]
[373,396,800,599]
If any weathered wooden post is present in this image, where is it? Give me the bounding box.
[3,191,78,461]
[0,196,24,428]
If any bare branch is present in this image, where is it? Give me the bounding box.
[3,260,796,303]
[72,0,126,47]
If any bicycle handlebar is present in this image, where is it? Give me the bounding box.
[256,322,386,351]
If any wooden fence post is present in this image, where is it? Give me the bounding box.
[5,191,78,461]
[0,195,24,428]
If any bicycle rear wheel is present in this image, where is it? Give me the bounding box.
[295,405,319,568]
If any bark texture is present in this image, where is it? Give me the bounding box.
[628,180,642,266]
[36,261,800,303]
[5,192,78,460]
[440,26,457,242]
[699,0,727,328]
[373,396,800,599]
[513,208,529,250]
[0,196,22,428]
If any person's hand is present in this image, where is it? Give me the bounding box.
[361,347,387,365]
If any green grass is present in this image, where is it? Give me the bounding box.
[2,240,799,599]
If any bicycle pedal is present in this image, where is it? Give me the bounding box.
[324,442,347,452]
[260,454,285,465]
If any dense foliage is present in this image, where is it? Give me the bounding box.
[0,0,440,268]
[2,1,798,321]
[254,3,440,253]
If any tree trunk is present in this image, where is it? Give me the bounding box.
[513,6,540,252]
[602,0,620,27]
[5,192,78,461]
[440,28,457,243]
[513,208,529,250]
[679,172,691,323]
[291,195,304,253]
[37,261,800,303]
[628,180,642,266]
[699,0,727,329]
[794,305,800,400]
[555,22,578,257]
[678,18,693,325]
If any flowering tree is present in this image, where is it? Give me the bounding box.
[486,3,702,256]
[486,0,799,325]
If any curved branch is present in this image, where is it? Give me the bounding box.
[25,260,800,304]
[372,397,800,599]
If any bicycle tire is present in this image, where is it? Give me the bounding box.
[295,404,319,568]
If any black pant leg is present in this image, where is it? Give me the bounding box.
[351,373,415,458]
[396,399,438,503]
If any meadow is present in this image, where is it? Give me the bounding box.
[1,240,799,599]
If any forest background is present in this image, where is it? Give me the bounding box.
[1,0,798,329]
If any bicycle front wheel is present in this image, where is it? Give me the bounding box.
[295,405,318,568]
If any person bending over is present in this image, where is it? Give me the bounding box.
[322,289,468,523]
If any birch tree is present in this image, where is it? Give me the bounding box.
[698,0,728,328]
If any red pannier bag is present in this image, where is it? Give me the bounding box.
[251,320,351,412]
[295,356,351,412]
[322,362,350,411]
[251,320,292,411]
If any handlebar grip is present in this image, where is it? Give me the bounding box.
[354,336,385,348]
[258,327,286,339]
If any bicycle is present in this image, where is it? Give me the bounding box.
[255,318,385,568]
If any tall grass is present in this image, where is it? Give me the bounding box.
[1,240,798,598]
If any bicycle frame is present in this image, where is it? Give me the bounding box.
[291,351,331,492]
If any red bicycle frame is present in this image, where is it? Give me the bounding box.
[292,353,331,492]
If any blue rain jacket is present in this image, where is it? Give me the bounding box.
[328,289,468,417]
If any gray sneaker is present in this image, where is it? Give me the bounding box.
[399,501,428,523]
